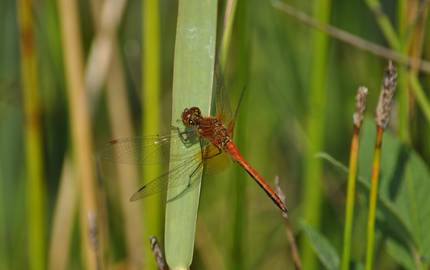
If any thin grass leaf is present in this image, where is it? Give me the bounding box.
[17,0,46,269]
[301,0,332,268]
[300,221,340,270]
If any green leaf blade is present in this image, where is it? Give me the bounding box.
[164,0,218,269]
[300,221,340,270]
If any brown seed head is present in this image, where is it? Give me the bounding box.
[375,61,397,129]
[353,86,368,128]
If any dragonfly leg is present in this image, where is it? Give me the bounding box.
[186,139,222,188]
[204,145,222,159]
[187,162,203,187]
[173,126,198,147]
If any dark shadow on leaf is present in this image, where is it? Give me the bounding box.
[387,145,410,200]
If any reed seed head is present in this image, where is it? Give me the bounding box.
[375,61,397,129]
[353,86,368,128]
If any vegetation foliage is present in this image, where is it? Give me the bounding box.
[1,0,430,269]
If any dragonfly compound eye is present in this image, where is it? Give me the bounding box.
[193,107,201,116]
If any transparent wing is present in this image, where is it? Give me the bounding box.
[97,128,201,165]
[98,130,215,199]
[213,63,233,123]
[130,155,204,200]
[213,64,247,135]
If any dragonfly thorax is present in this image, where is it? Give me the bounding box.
[182,106,231,148]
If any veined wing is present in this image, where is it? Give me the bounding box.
[213,64,246,135]
[130,152,204,200]
[97,128,201,165]
[130,140,228,200]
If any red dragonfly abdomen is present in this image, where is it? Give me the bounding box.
[224,141,288,213]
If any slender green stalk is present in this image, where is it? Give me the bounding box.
[225,2,248,269]
[396,1,410,144]
[341,128,360,270]
[365,0,401,50]
[57,0,99,268]
[17,1,46,269]
[409,75,430,124]
[406,3,429,125]
[365,127,383,270]
[0,158,7,269]
[220,0,238,69]
[341,87,368,270]
[165,0,218,269]
[142,0,162,269]
[301,0,331,268]
[365,62,397,270]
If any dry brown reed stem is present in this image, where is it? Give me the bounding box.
[87,0,144,268]
[274,177,302,270]
[48,158,77,270]
[272,0,430,74]
[406,2,428,74]
[85,0,128,98]
[402,2,428,139]
[57,0,99,268]
[106,45,144,268]
[149,236,169,270]
[50,1,129,262]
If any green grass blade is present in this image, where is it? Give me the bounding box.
[300,221,340,270]
[142,0,162,269]
[17,1,46,269]
[301,0,331,269]
[165,0,218,269]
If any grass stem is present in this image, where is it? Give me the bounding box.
[17,0,46,268]
[365,62,397,270]
[301,0,331,268]
[57,0,100,267]
[365,0,401,50]
[341,87,368,270]
[142,0,162,269]
[48,158,76,270]
[106,45,144,269]
[364,126,383,270]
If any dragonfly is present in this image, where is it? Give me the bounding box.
[99,92,288,214]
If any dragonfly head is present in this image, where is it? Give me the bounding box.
[182,107,202,127]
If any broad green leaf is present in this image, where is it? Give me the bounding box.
[300,221,340,270]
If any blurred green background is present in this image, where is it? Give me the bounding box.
[1,0,430,269]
